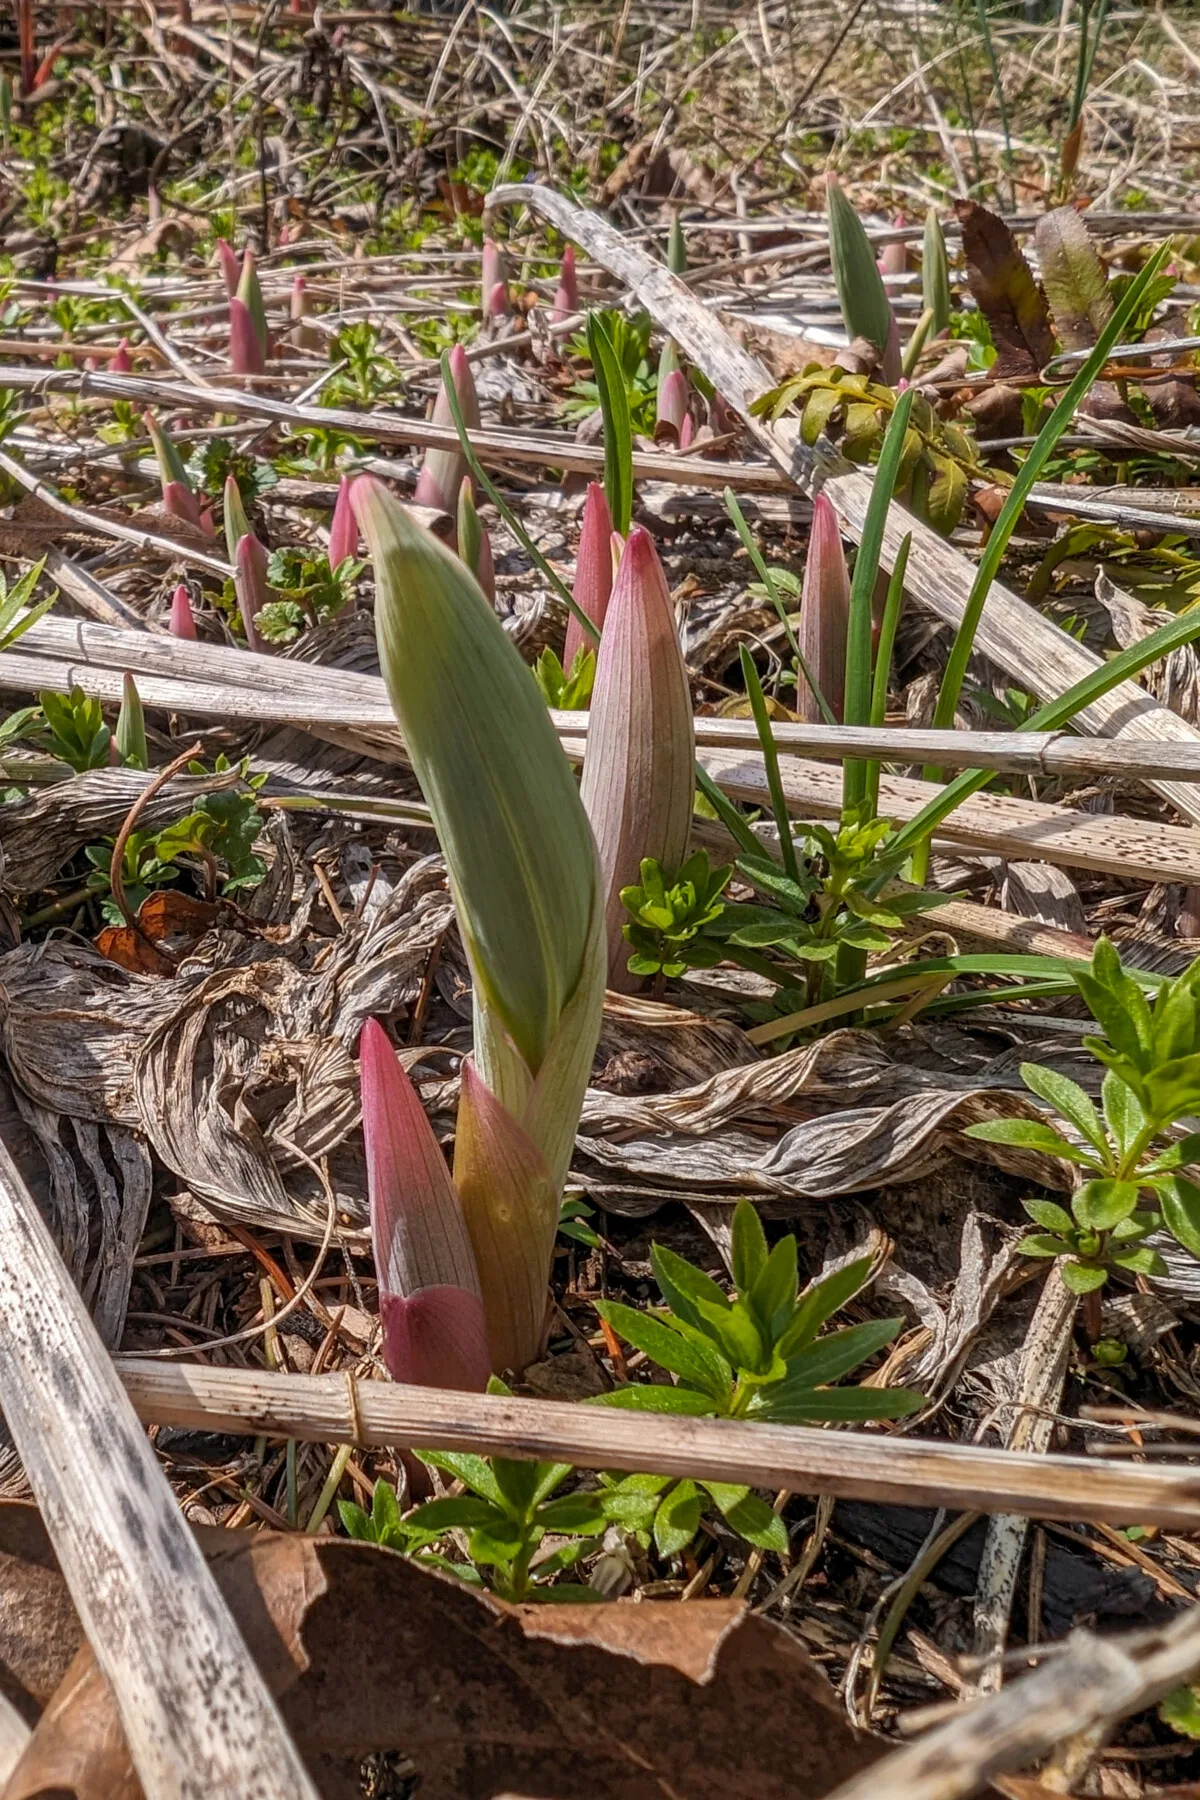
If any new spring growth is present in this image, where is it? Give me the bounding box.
[826,175,901,385]
[456,478,495,603]
[290,275,320,352]
[108,338,131,374]
[667,213,686,276]
[550,244,578,323]
[359,1018,490,1392]
[795,492,850,724]
[580,524,694,988]
[215,237,241,299]
[877,217,907,279]
[922,208,952,335]
[168,583,197,640]
[563,481,613,673]
[229,297,264,378]
[144,411,203,531]
[328,473,359,571]
[656,368,690,444]
[237,248,270,361]
[413,344,480,515]
[235,532,271,652]
[482,239,509,319]
[351,476,605,1372]
[115,673,147,770]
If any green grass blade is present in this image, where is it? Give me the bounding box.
[843,386,916,812]
[864,531,911,818]
[887,594,1200,868]
[724,486,836,728]
[928,242,1170,756]
[586,312,633,536]
[739,644,799,884]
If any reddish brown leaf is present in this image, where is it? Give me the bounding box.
[954,201,1055,382]
[4,1520,879,1800]
[95,892,220,974]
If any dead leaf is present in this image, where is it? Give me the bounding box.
[96,891,220,975]
[111,214,194,269]
[4,1522,878,1800]
[1142,324,1200,431]
[955,201,1055,382]
[1034,206,1111,352]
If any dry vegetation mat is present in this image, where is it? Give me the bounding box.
[5,1,1200,1796]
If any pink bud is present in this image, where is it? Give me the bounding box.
[550,244,578,323]
[198,507,216,538]
[360,1018,489,1391]
[290,274,320,351]
[328,472,358,570]
[656,368,690,441]
[482,239,508,317]
[169,583,197,639]
[108,338,131,374]
[579,525,695,986]
[215,238,241,299]
[563,482,613,672]
[678,412,695,451]
[412,345,480,514]
[162,479,203,531]
[234,531,271,652]
[229,296,265,377]
[796,493,850,725]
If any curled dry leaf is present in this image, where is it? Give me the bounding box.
[0,1508,877,1800]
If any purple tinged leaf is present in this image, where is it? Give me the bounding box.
[328,472,358,570]
[360,1018,489,1390]
[162,479,203,530]
[412,343,479,514]
[678,412,695,451]
[482,239,508,317]
[229,296,265,377]
[236,246,269,357]
[796,492,849,724]
[579,524,694,986]
[563,481,613,672]
[656,367,690,438]
[550,244,578,323]
[223,472,251,566]
[235,531,271,652]
[168,582,197,639]
[108,338,131,374]
[215,237,241,299]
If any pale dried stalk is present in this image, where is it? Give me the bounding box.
[114,1358,1200,1530]
[0,1138,319,1800]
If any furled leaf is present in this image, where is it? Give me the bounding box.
[826,176,899,381]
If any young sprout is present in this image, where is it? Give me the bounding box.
[144,411,204,531]
[413,345,480,515]
[580,525,694,988]
[826,175,901,384]
[168,583,197,640]
[796,492,851,725]
[328,472,359,571]
[563,481,613,673]
[550,244,578,323]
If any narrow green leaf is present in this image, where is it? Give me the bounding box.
[595,1298,732,1400]
[778,1317,902,1390]
[731,1197,769,1294]
[1073,1179,1140,1230]
[1159,1175,1200,1258]
[1019,1062,1107,1156]
[587,312,633,536]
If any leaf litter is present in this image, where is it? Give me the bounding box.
[1,3,1200,1797]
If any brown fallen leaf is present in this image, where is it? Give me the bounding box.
[0,1512,878,1800]
[955,200,1055,383]
[95,891,221,975]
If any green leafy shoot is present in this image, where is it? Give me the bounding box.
[595,1199,923,1423]
[964,937,1200,1297]
[621,851,733,981]
[37,687,110,770]
[599,1469,787,1561]
[586,310,634,536]
[258,546,362,644]
[863,531,911,818]
[0,557,53,652]
[533,643,596,711]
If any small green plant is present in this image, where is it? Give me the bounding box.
[532,644,596,710]
[325,321,403,408]
[36,687,110,770]
[594,1199,923,1423]
[258,546,362,643]
[346,1381,610,1603]
[338,1474,483,1582]
[558,1193,601,1249]
[82,756,267,922]
[966,939,1200,1299]
[187,440,278,512]
[599,1470,787,1560]
[565,308,657,435]
[620,851,733,981]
